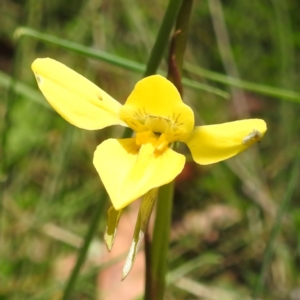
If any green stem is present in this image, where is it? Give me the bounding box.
[144,230,152,298]
[61,194,106,300]
[146,182,175,300]
[143,0,183,77]
[252,147,300,299]
[167,0,193,93]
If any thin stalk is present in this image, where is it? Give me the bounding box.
[167,0,193,94]
[146,182,175,300]
[252,147,300,299]
[143,0,183,77]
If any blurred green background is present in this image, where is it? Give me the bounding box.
[1,0,300,299]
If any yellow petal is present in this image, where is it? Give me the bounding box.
[93,138,185,210]
[120,75,194,141]
[183,119,267,165]
[31,58,127,130]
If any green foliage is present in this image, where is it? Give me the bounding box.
[1,0,300,299]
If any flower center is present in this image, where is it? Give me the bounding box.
[125,112,186,144]
[143,115,173,133]
[135,131,169,154]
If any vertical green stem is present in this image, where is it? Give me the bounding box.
[146,182,174,300]
[143,0,183,77]
[252,147,300,299]
[167,0,193,93]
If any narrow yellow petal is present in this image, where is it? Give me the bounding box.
[120,75,194,140]
[184,119,267,165]
[31,58,127,130]
[93,138,185,210]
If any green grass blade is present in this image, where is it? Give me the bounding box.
[185,63,300,103]
[15,27,145,73]
[18,27,300,103]
[15,27,227,99]
[147,182,174,300]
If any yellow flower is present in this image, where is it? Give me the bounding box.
[31,58,267,210]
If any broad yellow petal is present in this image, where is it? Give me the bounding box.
[183,119,267,165]
[31,58,127,130]
[120,75,194,141]
[93,138,185,210]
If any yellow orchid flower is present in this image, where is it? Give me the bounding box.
[31,58,267,211]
